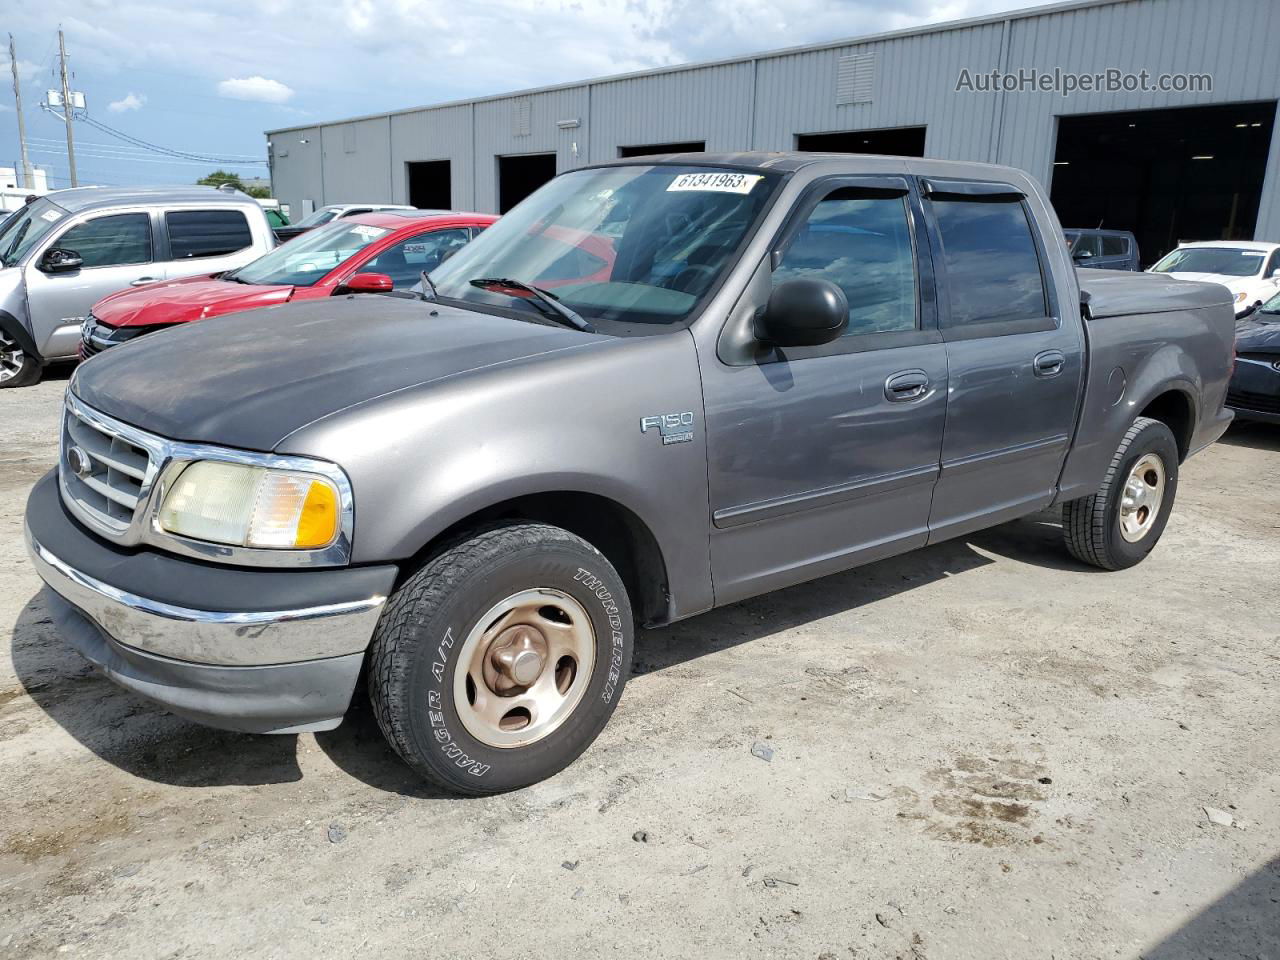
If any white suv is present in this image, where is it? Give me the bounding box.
[0,185,276,387]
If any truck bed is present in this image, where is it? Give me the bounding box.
[1079,268,1232,319]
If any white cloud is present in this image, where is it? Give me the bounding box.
[107,92,145,112]
[216,75,295,104]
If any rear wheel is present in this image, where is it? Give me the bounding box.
[0,332,42,388]
[1062,416,1179,570]
[368,522,633,795]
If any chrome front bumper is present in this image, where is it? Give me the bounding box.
[26,526,386,667]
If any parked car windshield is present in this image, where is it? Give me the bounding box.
[294,206,342,229]
[1151,247,1265,277]
[0,197,68,268]
[428,165,781,332]
[229,219,391,286]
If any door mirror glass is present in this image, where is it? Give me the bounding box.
[757,278,848,347]
[339,271,394,293]
[40,247,84,273]
[1073,248,1094,260]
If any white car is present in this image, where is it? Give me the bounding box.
[275,203,417,241]
[1149,241,1280,317]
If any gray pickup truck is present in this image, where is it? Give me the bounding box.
[24,153,1234,794]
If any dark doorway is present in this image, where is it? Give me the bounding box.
[796,127,927,157]
[406,160,452,210]
[498,153,557,213]
[618,140,706,158]
[1051,102,1276,266]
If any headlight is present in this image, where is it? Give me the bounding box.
[158,461,340,549]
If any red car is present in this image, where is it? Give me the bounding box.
[80,210,496,357]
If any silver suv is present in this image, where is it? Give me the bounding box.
[0,186,275,387]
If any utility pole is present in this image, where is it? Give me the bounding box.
[57,29,77,187]
[7,34,33,189]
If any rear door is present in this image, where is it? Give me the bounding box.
[702,176,948,603]
[1096,234,1134,270]
[161,208,258,280]
[24,210,157,358]
[919,178,1084,542]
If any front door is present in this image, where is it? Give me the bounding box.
[701,177,948,605]
[918,179,1084,542]
[24,210,157,359]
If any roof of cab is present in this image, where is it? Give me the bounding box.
[41,185,258,215]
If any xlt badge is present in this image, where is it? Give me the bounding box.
[640,411,694,445]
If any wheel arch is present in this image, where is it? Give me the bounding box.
[393,489,673,628]
[0,309,41,361]
[1136,384,1197,462]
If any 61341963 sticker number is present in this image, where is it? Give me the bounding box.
[666,171,763,194]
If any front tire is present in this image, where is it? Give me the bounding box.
[1062,416,1179,570]
[0,332,42,388]
[368,522,633,795]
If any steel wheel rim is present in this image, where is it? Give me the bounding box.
[1118,452,1166,543]
[453,588,595,749]
[0,334,24,383]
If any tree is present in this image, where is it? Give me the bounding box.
[196,170,271,198]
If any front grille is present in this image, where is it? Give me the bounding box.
[1227,389,1280,415]
[60,399,160,536]
[80,314,150,358]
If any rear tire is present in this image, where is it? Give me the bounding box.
[368,522,633,795]
[0,333,42,388]
[1062,416,1179,570]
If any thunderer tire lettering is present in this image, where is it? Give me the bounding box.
[575,566,625,703]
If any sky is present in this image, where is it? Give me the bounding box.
[1,0,1059,191]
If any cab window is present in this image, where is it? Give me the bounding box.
[54,214,152,268]
[931,198,1048,327]
[773,188,917,336]
[166,210,252,259]
[363,228,473,288]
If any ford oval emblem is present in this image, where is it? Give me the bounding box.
[67,445,93,478]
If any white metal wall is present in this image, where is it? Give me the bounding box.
[267,0,1280,239]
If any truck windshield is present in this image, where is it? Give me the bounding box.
[0,197,69,268]
[229,220,391,286]
[294,206,341,229]
[428,165,781,332]
[1151,247,1265,277]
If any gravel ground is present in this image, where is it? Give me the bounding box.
[1,368,1277,959]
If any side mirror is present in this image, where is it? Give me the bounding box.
[339,272,394,294]
[1073,249,1093,260]
[757,278,848,347]
[1271,268,1280,280]
[40,248,84,273]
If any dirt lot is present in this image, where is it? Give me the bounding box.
[1,368,1277,959]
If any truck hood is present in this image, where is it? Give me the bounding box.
[1235,312,1280,356]
[92,275,295,328]
[72,296,599,450]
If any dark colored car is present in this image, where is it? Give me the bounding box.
[1229,295,1280,422]
[1065,229,1140,270]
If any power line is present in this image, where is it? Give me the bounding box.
[79,113,268,165]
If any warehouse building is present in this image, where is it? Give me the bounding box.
[265,0,1279,264]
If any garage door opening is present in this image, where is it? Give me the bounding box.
[1051,101,1276,266]
[407,160,452,210]
[796,127,926,157]
[498,153,557,213]
[618,140,706,158]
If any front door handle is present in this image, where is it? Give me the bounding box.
[1034,350,1066,378]
[884,369,930,402]
[130,276,160,287]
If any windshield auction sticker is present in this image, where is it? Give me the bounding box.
[666,172,763,194]
[349,225,388,239]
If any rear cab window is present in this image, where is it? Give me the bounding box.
[925,185,1053,336]
[165,209,253,260]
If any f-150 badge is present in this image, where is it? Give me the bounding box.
[640,411,695,445]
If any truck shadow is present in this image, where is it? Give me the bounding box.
[1217,420,1280,452]
[1139,854,1279,959]
[11,510,1090,797]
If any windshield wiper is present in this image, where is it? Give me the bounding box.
[469,277,596,333]
[418,269,439,302]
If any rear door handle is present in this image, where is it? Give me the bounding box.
[130,276,160,287]
[1034,350,1066,378]
[884,369,930,402]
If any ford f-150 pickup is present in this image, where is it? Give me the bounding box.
[24,153,1235,794]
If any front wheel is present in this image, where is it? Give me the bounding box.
[0,332,42,388]
[368,522,633,795]
[1062,416,1179,570]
